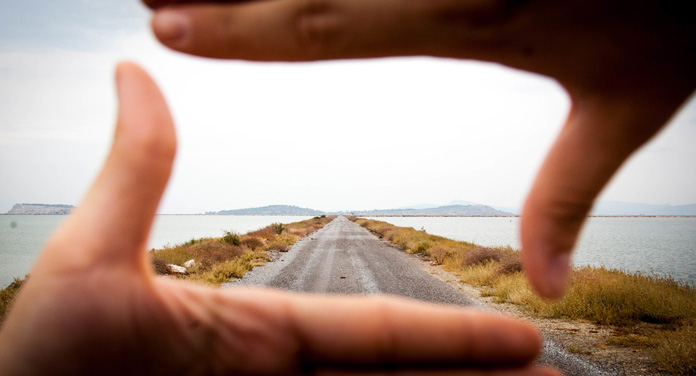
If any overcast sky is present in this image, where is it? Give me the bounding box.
[1,0,695,214]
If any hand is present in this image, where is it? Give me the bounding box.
[0,63,553,375]
[143,0,695,299]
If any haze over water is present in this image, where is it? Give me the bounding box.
[1,215,694,287]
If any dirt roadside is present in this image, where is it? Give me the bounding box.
[414,256,668,375]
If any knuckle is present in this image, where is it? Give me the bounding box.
[374,300,399,365]
[542,195,593,229]
[293,0,341,59]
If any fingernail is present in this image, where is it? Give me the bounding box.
[152,11,188,44]
[546,253,570,299]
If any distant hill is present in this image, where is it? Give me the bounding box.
[212,205,324,216]
[345,205,513,216]
[6,203,75,215]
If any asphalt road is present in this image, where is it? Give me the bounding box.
[229,216,612,375]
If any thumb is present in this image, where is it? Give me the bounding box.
[38,62,176,273]
[521,88,691,300]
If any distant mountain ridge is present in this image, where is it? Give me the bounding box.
[207,204,511,216]
[211,205,324,215]
[344,205,512,216]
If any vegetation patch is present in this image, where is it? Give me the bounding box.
[1,277,26,324]
[350,217,696,374]
[150,216,335,284]
[653,323,696,375]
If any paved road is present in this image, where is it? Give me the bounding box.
[229,216,611,375]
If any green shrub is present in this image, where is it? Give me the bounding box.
[271,223,285,235]
[222,231,241,246]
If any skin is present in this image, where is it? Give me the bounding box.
[141,0,696,299]
[0,63,556,375]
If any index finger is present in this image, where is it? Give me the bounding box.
[145,0,504,61]
[285,294,542,368]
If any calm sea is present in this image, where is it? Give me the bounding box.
[1,215,694,287]
[367,216,696,285]
[0,215,312,287]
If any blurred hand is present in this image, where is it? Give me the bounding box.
[0,63,553,376]
[143,0,695,299]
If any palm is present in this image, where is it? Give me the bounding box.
[0,64,550,376]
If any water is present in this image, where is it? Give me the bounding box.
[0,215,312,287]
[367,216,696,285]
[2,215,695,288]
[0,216,68,287]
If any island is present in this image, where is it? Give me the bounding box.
[5,204,75,215]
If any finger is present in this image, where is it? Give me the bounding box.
[162,286,544,374]
[315,367,560,376]
[288,294,542,368]
[148,0,506,61]
[143,0,241,9]
[39,62,176,272]
[200,288,543,373]
[521,89,692,299]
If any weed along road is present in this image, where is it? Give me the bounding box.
[229,216,609,375]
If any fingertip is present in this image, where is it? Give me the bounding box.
[545,253,571,299]
[523,246,571,301]
[521,205,573,300]
[115,61,146,96]
[114,61,176,156]
[152,9,190,47]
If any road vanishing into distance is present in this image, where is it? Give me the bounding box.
[228,216,612,375]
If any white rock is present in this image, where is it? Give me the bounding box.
[167,264,187,274]
[183,259,196,268]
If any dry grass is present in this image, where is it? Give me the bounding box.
[464,247,503,266]
[429,245,449,265]
[194,250,271,285]
[150,216,335,284]
[544,267,696,326]
[1,277,26,325]
[653,323,696,375]
[350,217,696,372]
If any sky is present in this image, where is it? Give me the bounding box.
[1,1,695,214]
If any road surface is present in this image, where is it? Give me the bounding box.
[228,216,612,375]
